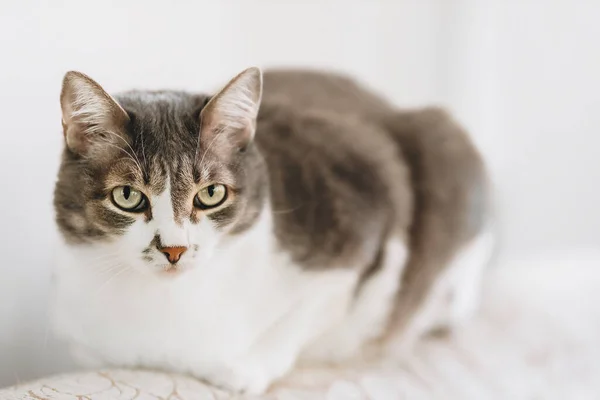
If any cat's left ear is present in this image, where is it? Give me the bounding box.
[200,67,262,152]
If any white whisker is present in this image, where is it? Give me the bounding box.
[102,130,144,173]
[93,134,143,176]
[196,125,227,170]
[94,265,132,296]
[139,129,147,168]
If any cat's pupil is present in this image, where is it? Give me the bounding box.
[207,185,215,197]
[123,186,131,199]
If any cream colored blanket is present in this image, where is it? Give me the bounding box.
[2,250,599,399]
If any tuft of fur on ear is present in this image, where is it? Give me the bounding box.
[200,67,263,152]
[60,71,130,156]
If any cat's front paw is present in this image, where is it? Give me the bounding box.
[202,362,275,395]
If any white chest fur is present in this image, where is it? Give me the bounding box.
[51,210,407,393]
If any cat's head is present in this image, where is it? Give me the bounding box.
[54,67,267,277]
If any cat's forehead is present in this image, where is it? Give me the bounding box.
[112,90,204,165]
[116,90,205,153]
[105,90,235,191]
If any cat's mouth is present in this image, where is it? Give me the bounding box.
[158,263,189,277]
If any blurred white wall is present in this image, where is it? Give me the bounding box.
[439,1,600,258]
[0,0,598,387]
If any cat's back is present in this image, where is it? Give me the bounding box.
[253,72,413,268]
[259,68,489,248]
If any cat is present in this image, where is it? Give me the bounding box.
[51,66,494,394]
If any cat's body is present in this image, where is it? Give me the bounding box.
[52,68,493,394]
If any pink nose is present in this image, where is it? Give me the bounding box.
[159,246,187,264]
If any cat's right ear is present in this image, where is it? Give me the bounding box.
[60,71,130,156]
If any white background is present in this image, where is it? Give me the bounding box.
[0,0,599,387]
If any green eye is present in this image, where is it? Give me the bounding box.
[111,186,146,212]
[195,184,227,209]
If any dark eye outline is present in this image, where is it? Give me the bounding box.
[193,184,228,210]
[110,186,149,212]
